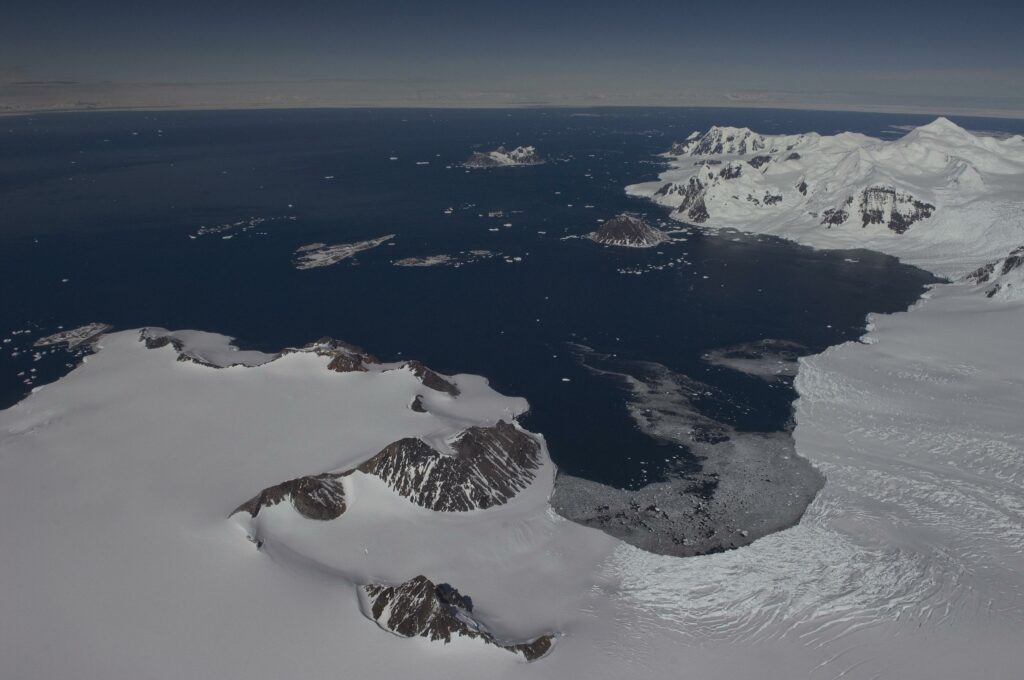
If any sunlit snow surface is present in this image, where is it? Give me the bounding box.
[1,119,1023,679]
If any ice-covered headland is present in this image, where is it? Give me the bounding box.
[1,118,1023,680]
[627,117,1024,277]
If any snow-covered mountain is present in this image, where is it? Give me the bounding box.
[629,118,1024,276]
[586,213,669,248]
[463,145,544,168]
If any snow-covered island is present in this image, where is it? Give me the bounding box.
[462,145,544,168]
[586,213,669,247]
[293,234,395,269]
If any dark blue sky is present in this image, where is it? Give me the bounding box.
[2,0,1022,115]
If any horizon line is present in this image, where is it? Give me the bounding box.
[3,101,1024,122]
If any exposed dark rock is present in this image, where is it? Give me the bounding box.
[358,421,543,512]
[821,207,848,226]
[763,192,783,206]
[748,155,772,169]
[233,422,541,522]
[964,245,1024,297]
[142,334,182,351]
[785,152,801,160]
[508,636,554,661]
[687,197,710,223]
[362,575,554,661]
[718,164,742,179]
[302,337,379,373]
[232,472,349,520]
[796,180,808,195]
[586,213,668,248]
[410,394,427,412]
[858,186,935,233]
[658,176,710,223]
[401,360,460,396]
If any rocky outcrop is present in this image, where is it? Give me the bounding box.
[965,245,1024,299]
[747,155,772,169]
[233,472,349,520]
[654,176,709,223]
[586,213,669,248]
[821,206,849,226]
[362,575,554,661]
[857,186,935,233]
[302,337,379,373]
[233,421,542,520]
[357,421,543,512]
[718,163,742,179]
[399,360,460,396]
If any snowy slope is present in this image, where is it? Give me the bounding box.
[0,329,633,679]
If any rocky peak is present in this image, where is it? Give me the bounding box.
[400,360,460,396]
[362,575,554,661]
[358,420,543,512]
[587,212,669,247]
[303,337,379,373]
[232,472,348,520]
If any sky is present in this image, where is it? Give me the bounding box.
[2,0,1023,116]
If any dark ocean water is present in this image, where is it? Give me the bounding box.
[5,107,1012,488]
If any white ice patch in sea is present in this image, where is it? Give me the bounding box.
[33,322,112,349]
[190,215,296,239]
[293,234,395,269]
[392,250,500,268]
